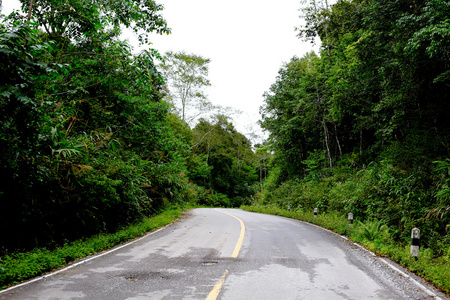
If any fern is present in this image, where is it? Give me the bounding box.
[359,220,382,241]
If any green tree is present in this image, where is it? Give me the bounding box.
[160,51,214,125]
[260,0,450,253]
[191,115,258,202]
[0,0,193,251]
[402,0,450,83]
[0,19,61,248]
[260,53,334,179]
[254,143,272,186]
[21,0,170,42]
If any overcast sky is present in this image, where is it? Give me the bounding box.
[2,0,321,143]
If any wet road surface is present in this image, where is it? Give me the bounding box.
[0,208,446,299]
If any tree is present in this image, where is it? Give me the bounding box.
[260,0,450,252]
[296,0,333,58]
[20,0,170,42]
[0,19,60,248]
[402,0,450,83]
[0,0,193,251]
[260,53,333,179]
[190,115,258,201]
[255,143,272,186]
[160,51,214,125]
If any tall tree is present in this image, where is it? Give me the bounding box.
[260,53,329,179]
[296,0,333,57]
[160,51,214,125]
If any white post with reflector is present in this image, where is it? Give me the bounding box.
[348,213,354,225]
[410,228,420,259]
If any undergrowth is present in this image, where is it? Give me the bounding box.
[241,205,450,295]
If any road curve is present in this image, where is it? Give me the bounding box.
[0,208,446,299]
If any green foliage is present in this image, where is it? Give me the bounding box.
[427,160,450,223]
[303,149,330,181]
[258,0,450,293]
[22,0,170,43]
[190,115,258,200]
[356,219,386,242]
[258,161,449,247]
[0,19,52,171]
[260,53,325,179]
[401,0,450,83]
[262,0,450,178]
[0,0,198,252]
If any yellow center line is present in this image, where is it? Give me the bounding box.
[206,269,229,300]
[205,209,246,300]
[215,209,246,258]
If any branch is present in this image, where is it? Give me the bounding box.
[60,52,126,59]
[47,80,105,97]
[191,125,218,149]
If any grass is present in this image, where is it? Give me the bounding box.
[0,206,186,290]
[241,205,450,295]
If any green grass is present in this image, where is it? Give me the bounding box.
[0,206,187,290]
[241,205,450,295]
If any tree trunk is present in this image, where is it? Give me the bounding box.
[323,0,331,59]
[259,161,263,186]
[334,122,343,156]
[360,129,363,156]
[322,119,333,169]
[27,0,34,22]
[314,78,332,169]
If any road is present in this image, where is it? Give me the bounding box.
[0,208,446,299]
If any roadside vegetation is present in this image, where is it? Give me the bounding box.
[247,0,450,295]
[1,0,450,296]
[0,0,260,254]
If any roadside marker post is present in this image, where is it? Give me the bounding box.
[411,228,420,259]
[348,213,354,225]
[314,208,318,218]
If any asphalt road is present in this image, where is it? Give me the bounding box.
[0,208,447,299]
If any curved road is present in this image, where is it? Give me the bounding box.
[0,208,446,299]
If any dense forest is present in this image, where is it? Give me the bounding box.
[0,0,260,253]
[259,0,450,258]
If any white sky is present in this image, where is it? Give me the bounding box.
[2,0,321,143]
